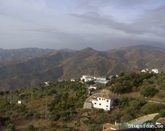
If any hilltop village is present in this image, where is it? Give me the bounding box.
[0,68,165,130]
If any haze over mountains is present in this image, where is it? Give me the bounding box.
[0,48,53,67]
[0,45,165,90]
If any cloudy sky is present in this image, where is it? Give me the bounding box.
[0,0,165,50]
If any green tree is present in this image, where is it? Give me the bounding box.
[7,123,15,131]
[140,86,158,97]
[141,103,160,114]
[159,110,165,117]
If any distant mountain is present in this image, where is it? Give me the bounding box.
[0,45,165,90]
[0,48,53,66]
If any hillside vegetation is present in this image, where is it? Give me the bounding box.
[0,72,165,131]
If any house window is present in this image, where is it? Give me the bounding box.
[99,103,101,106]
[107,100,109,102]
[106,105,108,107]
[94,103,97,104]
[99,98,101,100]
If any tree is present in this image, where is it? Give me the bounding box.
[159,110,165,117]
[140,86,158,97]
[7,123,15,131]
[141,103,160,114]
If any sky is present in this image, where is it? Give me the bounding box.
[0,0,165,50]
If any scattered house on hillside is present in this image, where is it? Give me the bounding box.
[83,89,115,111]
[156,117,165,125]
[81,75,95,82]
[70,79,76,82]
[141,68,159,74]
[151,68,159,74]
[17,100,22,105]
[141,68,150,73]
[80,75,109,84]
[44,81,50,86]
[95,77,109,84]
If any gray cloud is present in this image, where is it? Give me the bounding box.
[72,4,165,39]
[0,0,165,50]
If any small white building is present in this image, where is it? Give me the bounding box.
[70,79,76,82]
[81,75,109,84]
[83,89,115,111]
[95,77,109,84]
[151,68,159,74]
[141,68,149,73]
[44,81,50,86]
[80,75,94,82]
[95,77,107,81]
[17,100,22,105]
[141,68,159,74]
[91,97,111,111]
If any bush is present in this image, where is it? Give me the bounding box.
[140,86,158,97]
[24,125,36,131]
[49,112,60,121]
[159,110,165,117]
[7,123,15,131]
[141,103,160,114]
[117,96,130,108]
[121,114,134,121]
[88,124,102,131]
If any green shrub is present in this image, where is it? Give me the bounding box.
[141,103,160,114]
[24,125,36,131]
[7,123,15,131]
[159,110,165,117]
[140,86,158,97]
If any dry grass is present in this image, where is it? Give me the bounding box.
[121,91,141,97]
[26,96,53,113]
[14,118,51,131]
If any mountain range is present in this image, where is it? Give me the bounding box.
[0,45,165,90]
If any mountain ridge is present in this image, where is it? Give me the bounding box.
[0,45,164,90]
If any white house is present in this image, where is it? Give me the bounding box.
[81,75,109,84]
[141,68,149,73]
[151,68,159,74]
[17,100,22,105]
[83,89,115,111]
[141,68,159,74]
[91,96,112,111]
[80,75,94,82]
[95,77,106,81]
[95,77,109,84]
[44,81,50,86]
[70,79,76,82]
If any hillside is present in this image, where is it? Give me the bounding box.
[0,45,165,90]
[0,48,53,67]
[0,72,165,131]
